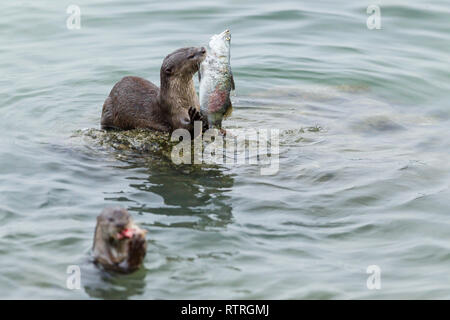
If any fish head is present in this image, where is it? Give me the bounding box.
[208,29,231,59]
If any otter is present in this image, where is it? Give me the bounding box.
[101,47,207,133]
[93,207,147,273]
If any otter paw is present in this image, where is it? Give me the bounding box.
[188,107,209,132]
[127,235,147,269]
[188,107,202,122]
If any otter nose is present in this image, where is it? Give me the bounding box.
[199,47,206,55]
[116,222,126,229]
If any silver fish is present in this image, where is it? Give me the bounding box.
[199,29,235,130]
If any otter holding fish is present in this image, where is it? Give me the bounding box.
[199,29,235,133]
[93,207,147,273]
[101,47,207,134]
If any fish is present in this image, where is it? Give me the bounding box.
[199,29,235,131]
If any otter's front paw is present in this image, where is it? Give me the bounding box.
[127,233,147,271]
[188,106,202,122]
[188,107,209,132]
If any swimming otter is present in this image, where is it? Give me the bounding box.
[93,207,147,273]
[101,47,207,133]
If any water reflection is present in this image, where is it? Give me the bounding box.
[83,260,148,299]
[126,156,235,230]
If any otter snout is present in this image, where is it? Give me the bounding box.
[193,46,207,62]
[194,47,207,70]
[115,222,127,229]
[187,47,206,60]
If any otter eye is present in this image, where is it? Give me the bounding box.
[165,67,173,75]
[188,54,195,59]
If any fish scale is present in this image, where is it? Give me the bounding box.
[199,29,235,130]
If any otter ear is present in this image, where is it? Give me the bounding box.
[165,67,173,76]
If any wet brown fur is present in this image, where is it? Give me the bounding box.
[101,47,206,132]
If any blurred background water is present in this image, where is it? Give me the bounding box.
[0,0,449,299]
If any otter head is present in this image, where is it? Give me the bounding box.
[160,47,206,82]
[93,207,147,273]
[95,207,134,242]
[160,47,206,130]
[208,29,231,59]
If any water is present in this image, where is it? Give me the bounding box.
[1,0,449,299]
